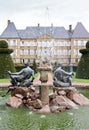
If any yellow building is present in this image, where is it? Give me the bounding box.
[0,20,89,65]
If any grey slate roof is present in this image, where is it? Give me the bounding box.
[0,22,70,39]
[0,22,89,39]
[18,26,69,39]
[72,22,89,38]
[0,22,19,38]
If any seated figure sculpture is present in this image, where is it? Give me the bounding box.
[53,66,73,87]
[2,63,34,97]
[8,63,34,87]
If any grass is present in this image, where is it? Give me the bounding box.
[0,73,39,83]
[73,78,89,83]
[0,78,10,83]
[72,74,89,83]
[0,72,89,83]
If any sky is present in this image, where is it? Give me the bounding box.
[0,0,89,34]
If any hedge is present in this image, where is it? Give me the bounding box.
[76,41,89,79]
[0,40,16,78]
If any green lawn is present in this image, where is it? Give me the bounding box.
[72,74,89,83]
[73,78,89,83]
[0,73,89,83]
[0,73,39,83]
[0,79,10,83]
[0,78,10,83]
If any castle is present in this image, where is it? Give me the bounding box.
[0,20,89,65]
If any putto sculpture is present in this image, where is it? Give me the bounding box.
[2,63,34,97]
[53,66,73,87]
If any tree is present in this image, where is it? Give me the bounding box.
[0,40,16,78]
[76,41,89,79]
[32,59,37,73]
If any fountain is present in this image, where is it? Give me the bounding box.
[37,59,52,113]
[1,30,89,114]
[1,44,89,130]
[2,57,89,114]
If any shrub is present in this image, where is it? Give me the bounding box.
[0,48,13,54]
[86,41,89,49]
[76,41,89,79]
[0,40,16,78]
[0,54,16,78]
[0,40,8,48]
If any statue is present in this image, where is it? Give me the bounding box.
[53,66,73,87]
[2,63,35,97]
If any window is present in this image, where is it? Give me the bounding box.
[21,49,24,55]
[28,49,30,55]
[11,50,17,56]
[74,40,86,46]
[38,42,41,47]
[74,40,78,46]
[30,50,34,55]
[13,40,17,45]
[20,41,24,46]
[34,49,37,55]
[74,49,81,56]
[8,40,17,46]
[59,50,63,55]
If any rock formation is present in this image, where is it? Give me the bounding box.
[6,86,89,113]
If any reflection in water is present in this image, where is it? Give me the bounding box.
[0,88,89,130]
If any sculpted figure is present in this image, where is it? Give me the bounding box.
[2,63,34,97]
[8,63,34,87]
[53,66,73,87]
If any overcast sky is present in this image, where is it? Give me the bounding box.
[0,0,89,33]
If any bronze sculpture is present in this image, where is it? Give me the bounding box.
[53,66,73,87]
[2,63,34,97]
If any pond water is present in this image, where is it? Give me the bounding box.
[0,88,89,130]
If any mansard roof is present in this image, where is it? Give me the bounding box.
[0,21,89,39]
[0,22,69,39]
[18,26,69,39]
[0,22,20,38]
[72,22,89,38]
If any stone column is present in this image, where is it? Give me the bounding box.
[38,63,51,105]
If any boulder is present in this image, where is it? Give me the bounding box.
[6,96,23,108]
[57,90,66,96]
[38,105,51,113]
[11,87,28,98]
[50,105,66,113]
[26,98,34,106]
[15,94,24,99]
[49,93,57,99]
[72,93,89,106]
[33,99,42,109]
[29,92,39,100]
[50,95,78,109]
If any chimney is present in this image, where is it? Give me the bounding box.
[38,23,40,27]
[51,23,53,27]
[7,20,10,25]
[69,25,72,32]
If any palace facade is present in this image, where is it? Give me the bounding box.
[0,20,89,65]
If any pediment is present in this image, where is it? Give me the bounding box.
[38,34,52,39]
